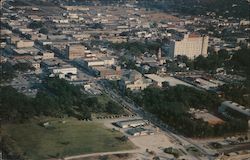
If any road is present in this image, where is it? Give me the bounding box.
[218,142,250,154]
[62,149,141,160]
[13,35,213,160]
[224,154,250,160]
[96,80,215,160]
[4,10,213,158]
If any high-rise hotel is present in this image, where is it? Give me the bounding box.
[169,33,209,59]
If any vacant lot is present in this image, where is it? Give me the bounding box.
[2,118,135,160]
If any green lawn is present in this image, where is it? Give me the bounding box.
[2,118,135,160]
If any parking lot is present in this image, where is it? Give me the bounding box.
[99,117,197,160]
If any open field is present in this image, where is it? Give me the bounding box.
[1,117,136,160]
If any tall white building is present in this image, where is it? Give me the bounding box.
[0,0,5,7]
[169,33,209,59]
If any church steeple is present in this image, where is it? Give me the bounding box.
[157,48,162,60]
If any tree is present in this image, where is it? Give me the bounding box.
[194,55,208,70]
[0,86,35,121]
[128,85,248,137]
[176,55,189,64]
[0,62,16,83]
[79,104,92,120]
[39,27,48,34]
[14,62,34,72]
[1,78,122,122]
[105,101,123,114]
[218,49,229,60]
[88,23,104,29]
[148,67,158,74]
[28,21,43,29]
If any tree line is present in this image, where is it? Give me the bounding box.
[137,0,250,19]
[127,85,248,137]
[110,41,161,57]
[0,78,124,123]
[193,48,250,107]
[0,62,34,83]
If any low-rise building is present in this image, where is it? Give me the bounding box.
[49,66,78,80]
[11,47,40,55]
[16,40,34,48]
[40,51,54,60]
[127,128,154,136]
[50,66,77,76]
[120,70,152,91]
[116,119,149,128]
[219,101,250,118]
[75,56,115,70]
[219,101,250,127]
[28,60,41,70]
[93,66,122,80]
[66,44,87,60]
[145,74,166,87]
[0,55,7,63]
[41,58,67,69]
[189,108,224,125]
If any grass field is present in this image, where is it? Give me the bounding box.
[2,117,135,160]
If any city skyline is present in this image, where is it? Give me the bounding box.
[1,0,250,160]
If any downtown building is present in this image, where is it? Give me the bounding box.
[169,33,209,59]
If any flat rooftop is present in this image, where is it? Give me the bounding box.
[145,74,195,87]
[116,119,148,125]
[163,76,193,87]
[222,101,250,117]
[145,74,166,83]
[13,47,40,54]
[194,112,224,125]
